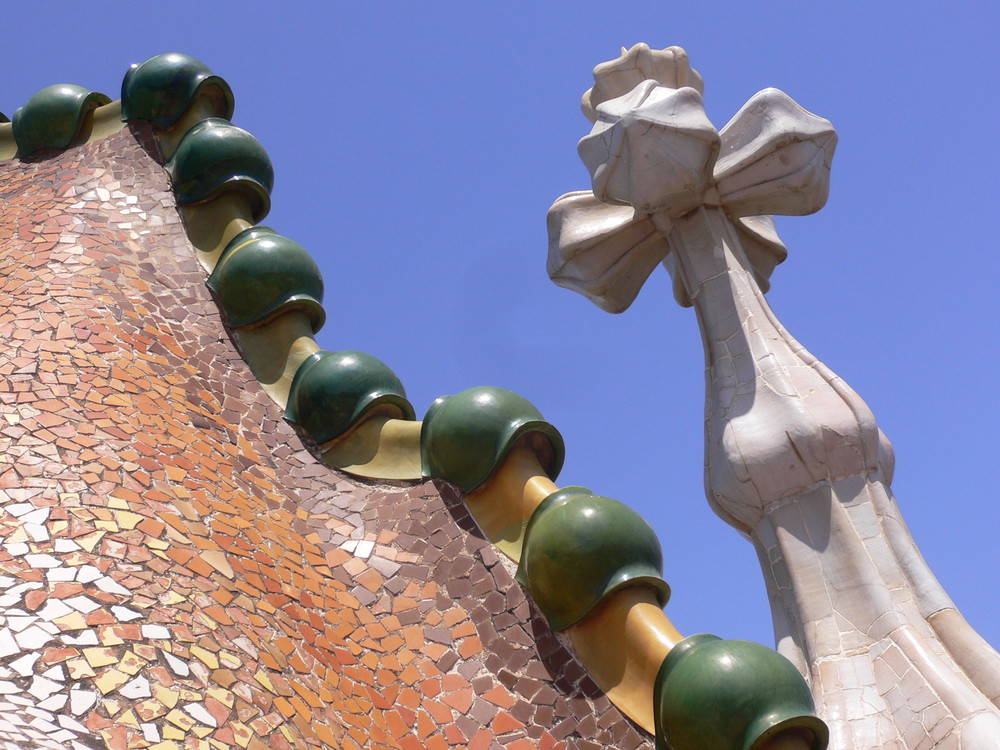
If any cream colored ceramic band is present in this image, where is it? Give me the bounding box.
[463,445,558,560]
[154,95,424,481]
[156,96,222,161]
[84,100,127,145]
[568,587,682,732]
[0,100,126,162]
[462,445,684,735]
[233,310,321,408]
[180,194,255,272]
[0,123,13,161]
[322,416,423,481]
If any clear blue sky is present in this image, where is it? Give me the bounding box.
[3,2,998,650]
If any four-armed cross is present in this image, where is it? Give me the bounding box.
[548,43,1000,750]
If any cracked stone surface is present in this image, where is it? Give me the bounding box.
[677,209,1000,749]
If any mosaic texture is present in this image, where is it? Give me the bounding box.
[0,126,649,749]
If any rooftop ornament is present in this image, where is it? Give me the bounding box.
[516,486,670,631]
[549,43,1000,749]
[11,84,111,158]
[166,117,274,223]
[121,52,234,129]
[5,43,994,750]
[421,386,564,493]
[285,350,414,446]
[208,226,326,331]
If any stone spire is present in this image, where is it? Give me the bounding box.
[548,43,1000,749]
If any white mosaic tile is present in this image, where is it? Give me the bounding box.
[0,631,18,658]
[5,617,33,633]
[36,600,73,622]
[4,504,37,518]
[68,690,96,716]
[110,605,142,622]
[56,714,87,733]
[184,701,217,727]
[60,630,98,646]
[162,650,190,677]
[9,653,38,677]
[62,596,98,614]
[142,624,170,640]
[23,555,60,569]
[43,568,74,583]
[38,694,67,712]
[26,676,61,701]
[41,666,64,682]
[14,625,53,651]
[119,676,150,700]
[19,509,49,526]
[74,566,101,584]
[94,576,130,596]
[141,722,159,742]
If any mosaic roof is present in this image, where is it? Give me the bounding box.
[0,117,651,749]
[0,53,826,750]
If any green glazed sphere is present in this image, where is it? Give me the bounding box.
[420,386,564,493]
[518,488,670,630]
[121,52,234,127]
[654,634,829,750]
[285,351,414,445]
[166,118,273,222]
[12,84,111,157]
[208,226,325,331]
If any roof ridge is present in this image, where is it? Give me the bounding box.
[1,51,828,750]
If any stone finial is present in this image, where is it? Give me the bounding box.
[548,45,835,312]
[582,43,704,123]
[578,82,719,215]
[714,89,836,218]
[552,44,1000,750]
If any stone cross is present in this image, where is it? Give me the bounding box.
[548,44,1000,749]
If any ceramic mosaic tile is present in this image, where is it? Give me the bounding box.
[0,125,648,748]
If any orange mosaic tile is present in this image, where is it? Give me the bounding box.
[0,124,650,749]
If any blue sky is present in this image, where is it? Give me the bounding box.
[3,2,998,650]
